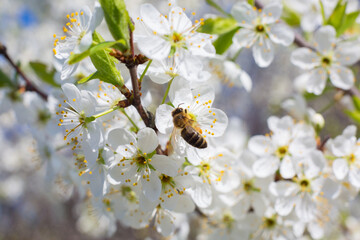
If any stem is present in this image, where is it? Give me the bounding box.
[162,77,174,104]
[126,23,155,129]
[92,106,119,119]
[120,108,140,132]
[0,42,48,100]
[139,59,152,83]
[231,48,242,62]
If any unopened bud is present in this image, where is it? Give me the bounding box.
[311,113,325,130]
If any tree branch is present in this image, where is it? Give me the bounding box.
[0,43,48,100]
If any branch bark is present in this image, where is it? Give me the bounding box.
[0,42,48,100]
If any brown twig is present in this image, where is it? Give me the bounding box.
[116,99,131,108]
[0,42,48,100]
[123,24,155,130]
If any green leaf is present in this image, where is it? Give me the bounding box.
[247,0,255,5]
[0,69,15,88]
[337,11,360,36]
[345,109,360,124]
[328,0,347,33]
[213,27,240,54]
[197,17,238,35]
[78,71,101,84]
[90,32,124,86]
[29,62,60,87]
[282,4,301,26]
[68,40,125,65]
[352,96,360,111]
[319,0,327,24]
[99,0,132,49]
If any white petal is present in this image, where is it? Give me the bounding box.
[289,137,316,157]
[107,128,136,149]
[291,48,320,70]
[169,7,192,33]
[231,2,257,27]
[269,181,299,197]
[252,156,280,178]
[295,193,316,222]
[61,61,79,81]
[329,65,355,90]
[197,108,228,137]
[314,25,336,53]
[305,68,328,95]
[332,158,349,180]
[150,155,178,177]
[280,156,295,179]
[137,127,159,153]
[334,41,360,66]
[248,135,275,156]
[268,23,294,46]
[141,171,161,201]
[191,85,215,106]
[156,212,175,236]
[252,36,274,68]
[275,197,296,216]
[349,169,360,188]
[79,32,93,52]
[89,2,104,30]
[190,180,212,208]
[233,28,257,48]
[321,178,341,199]
[155,104,174,134]
[262,2,283,24]
[61,83,82,111]
[293,221,306,238]
[140,3,170,35]
[137,35,171,60]
[172,195,195,213]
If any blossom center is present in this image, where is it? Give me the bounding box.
[349,153,356,163]
[321,56,332,67]
[160,174,175,188]
[77,31,86,45]
[299,178,311,192]
[222,213,235,231]
[121,186,137,203]
[255,24,265,33]
[264,216,277,229]
[244,181,260,193]
[275,146,288,159]
[38,110,51,124]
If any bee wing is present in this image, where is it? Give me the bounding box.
[170,127,186,155]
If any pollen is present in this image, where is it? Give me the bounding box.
[80,11,84,15]
[73,98,76,102]
[192,12,196,16]
[53,34,56,38]
[63,26,68,32]
[53,49,57,55]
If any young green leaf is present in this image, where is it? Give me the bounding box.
[29,62,60,87]
[78,71,101,84]
[282,4,301,26]
[352,96,360,111]
[90,32,125,87]
[99,0,133,49]
[345,109,360,124]
[197,17,238,35]
[68,40,126,65]
[0,69,15,88]
[328,0,347,33]
[337,11,360,36]
[213,27,240,54]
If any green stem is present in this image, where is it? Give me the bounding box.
[120,108,140,132]
[231,48,242,62]
[93,106,119,119]
[139,59,152,83]
[162,77,174,104]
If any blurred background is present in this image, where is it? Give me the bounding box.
[0,0,357,239]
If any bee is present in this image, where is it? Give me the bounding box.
[171,107,207,149]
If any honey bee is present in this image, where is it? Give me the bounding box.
[171,107,207,149]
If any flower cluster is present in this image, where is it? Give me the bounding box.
[2,0,360,239]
